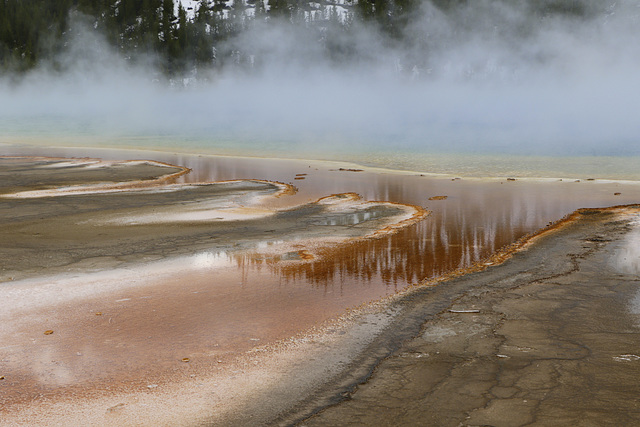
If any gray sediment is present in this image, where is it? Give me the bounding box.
[0,157,187,194]
[0,158,420,283]
[245,207,640,426]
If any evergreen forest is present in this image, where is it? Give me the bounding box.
[0,0,611,77]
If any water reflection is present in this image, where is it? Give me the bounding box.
[5,145,639,298]
[614,217,640,277]
[313,210,378,226]
[178,153,640,299]
[251,205,524,292]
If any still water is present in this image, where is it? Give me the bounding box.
[4,143,639,298]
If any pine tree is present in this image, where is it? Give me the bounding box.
[161,0,175,43]
[254,0,266,21]
[268,0,291,20]
[176,3,188,51]
[231,0,247,31]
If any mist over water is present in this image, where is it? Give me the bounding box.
[2,0,640,177]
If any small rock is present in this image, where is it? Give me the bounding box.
[448,309,480,313]
[44,330,54,335]
[182,357,190,363]
[106,403,126,413]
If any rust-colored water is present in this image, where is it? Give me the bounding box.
[169,152,640,289]
[1,145,639,409]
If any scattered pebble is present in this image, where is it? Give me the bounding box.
[448,309,480,313]
[428,196,448,201]
[44,330,54,335]
[147,384,158,389]
[106,403,126,413]
[614,192,621,196]
[507,178,516,181]
[181,357,190,363]
[95,312,103,316]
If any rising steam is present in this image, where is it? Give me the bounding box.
[1,0,639,161]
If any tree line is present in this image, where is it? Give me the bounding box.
[0,0,604,76]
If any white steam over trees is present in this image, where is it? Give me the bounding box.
[1,0,638,159]
[0,0,620,77]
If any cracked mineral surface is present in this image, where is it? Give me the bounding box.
[298,208,640,427]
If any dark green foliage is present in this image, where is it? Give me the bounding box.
[353,0,419,40]
[0,0,73,71]
[0,0,614,76]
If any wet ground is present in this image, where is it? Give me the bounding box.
[0,156,422,410]
[1,146,640,425]
[297,208,640,426]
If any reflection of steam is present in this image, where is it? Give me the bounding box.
[614,215,640,322]
[615,217,640,277]
[191,251,233,269]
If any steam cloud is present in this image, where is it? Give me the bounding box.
[1,0,639,160]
